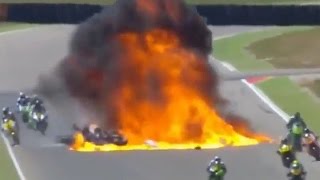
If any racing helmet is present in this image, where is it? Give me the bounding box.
[213,156,221,164]
[291,162,300,170]
[304,128,311,134]
[292,160,299,165]
[19,92,26,99]
[2,107,9,115]
[294,112,301,119]
[35,100,40,105]
[280,144,290,151]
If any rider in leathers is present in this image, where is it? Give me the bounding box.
[207,156,227,179]
[277,139,295,168]
[1,107,17,133]
[2,107,16,123]
[287,160,306,178]
[287,112,307,130]
[32,100,46,114]
[302,128,320,160]
[16,92,30,110]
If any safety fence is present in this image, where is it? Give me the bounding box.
[1,3,320,25]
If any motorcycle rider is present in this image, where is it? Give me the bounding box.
[302,128,320,160]
[277,139,295,168]
[287,119,304,152]
[16,92,30,109]
[287,112,307,130]
[207,156,227,179]
[29,94,44,107]
[1,107,17,134]
[2,107,16,123]
[32,100,46,114]
[287,160,306,178]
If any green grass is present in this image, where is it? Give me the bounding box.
[248,27,320,69]
[0,140,19,180]
[258,77,320,129]
[2,0,320,5]
[0,22,37,180]
[214,26,313,71]
[214,26,320,134]
[0,22,35,32]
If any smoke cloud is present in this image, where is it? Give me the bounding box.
[37,0,261,141]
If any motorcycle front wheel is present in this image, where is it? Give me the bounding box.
[309,144,320,160]
[37,120,48,135]
[11,132,20,146]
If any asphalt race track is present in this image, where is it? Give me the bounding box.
[1,25,320,180]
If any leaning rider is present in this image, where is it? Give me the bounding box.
[29,94,44,107]
[2,107,16,123]
[288,160,306,177]
[1,107,16,132]
[303,128,318,146]
[277,139,294,157]
[17,92,30,111]
[207,156,227,178]
[287,112,307,130]
[32,100,46,113]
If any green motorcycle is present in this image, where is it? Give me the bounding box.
[26,106,48,135]
[18,104,30,123]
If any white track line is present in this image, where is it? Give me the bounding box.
[217,60,290,122]
[212,29,291,122]
[0,27,31,180]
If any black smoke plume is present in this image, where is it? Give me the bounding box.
[38,0,263,140]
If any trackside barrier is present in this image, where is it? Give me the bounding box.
[6,3,103,23]
[0,4,8,21]
[3,3,320,24]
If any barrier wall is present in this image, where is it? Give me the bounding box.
[2,3,320,25]
[0,4,8,21]
[196,5,320,25]
[6,3,103,23]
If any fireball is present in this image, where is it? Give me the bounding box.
[61,0,272,152]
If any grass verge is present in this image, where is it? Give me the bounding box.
[0,22,35,32]
[214,26,320,134]
[248,27,320,69]
[2,0,320,5]
[0,22,37,180]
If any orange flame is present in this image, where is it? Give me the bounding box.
[69,29,272,152]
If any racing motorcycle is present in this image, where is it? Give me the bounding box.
[208,166,225,180]
[287,171,306,180]
[277,150,296,168]
[28,111,48,135]
[57,124,128,146]
[3,119,20,146]
[104,130,128,146]
[302,133,320,161]
[17,104,30,123]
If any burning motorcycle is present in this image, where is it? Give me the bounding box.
[302,131,320,161]
[57,124,128,147]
